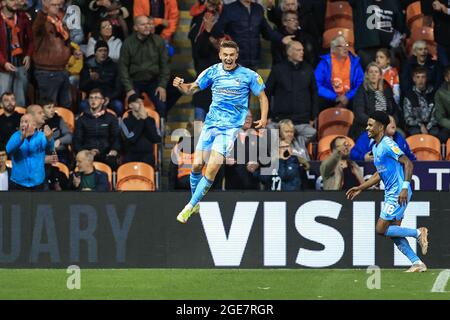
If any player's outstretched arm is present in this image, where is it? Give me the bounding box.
[346,172,381,200]
[254,91,268,129]
[173,77,200,96]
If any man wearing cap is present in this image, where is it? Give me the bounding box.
[80,40,123,115]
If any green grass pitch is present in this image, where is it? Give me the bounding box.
[0,269,449,300]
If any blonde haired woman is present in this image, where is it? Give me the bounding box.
[350,62,398,139]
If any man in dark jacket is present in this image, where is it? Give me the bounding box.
[422,0,450,67]
[119,15,170,118]
[70,149,110,191]
[119,94,161,167]
[0,0,34,107]
[32,0,72,108]
[266,41,318,157]
[403,66,439,136]
[271,11,319,67]
[80,40,124,115]
[73,88,121,170]
[211,0,293,70]
[0,91,21,148]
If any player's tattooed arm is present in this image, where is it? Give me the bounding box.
[172,77,200,95]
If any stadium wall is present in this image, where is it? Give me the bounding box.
[0,192,448,268]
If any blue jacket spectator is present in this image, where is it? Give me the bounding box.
[314,51,364,105]
[6,114,54,189]
[350,132,416,162]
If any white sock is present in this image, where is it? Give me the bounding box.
[416,229,421,239]
[185,203,193,210]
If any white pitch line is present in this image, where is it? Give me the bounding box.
[431,269,450,293]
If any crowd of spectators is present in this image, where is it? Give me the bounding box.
[1,0,450,192]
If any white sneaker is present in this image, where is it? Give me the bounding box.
[405,262,427,273]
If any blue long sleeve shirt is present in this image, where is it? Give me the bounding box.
[6,130,54,187]
[350,131,416,161]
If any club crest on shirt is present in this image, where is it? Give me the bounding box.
[235,78,241,85]
[256,75,263,85]
[391,146,401,154]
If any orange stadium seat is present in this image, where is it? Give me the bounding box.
[406,26,437,59]
[325,1,353,30]
[93,161,113,189]
[1,106,26,116]
[406,1,424,29]
[317,134,354,161]
[116,162,155,191]
[52,161,70,178]
[55,107,75,133]
[318,107,354,139]
[406,134,441,161]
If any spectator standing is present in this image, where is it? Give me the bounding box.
[0,0,34,106]
[63,0,84,44]
[6,113,54,190]
[271,11,319,67]
[349,0,405,69]
[422,0,450,67]
[119,15,170,119]
[266,41,318,159]
[434,66,450,142]
[211,0,294,70]
[32,0,72,108]
[0,92,21,148]
[320,135,364,190]
[188,0,221,123]
[133,0,180,42]
[88,0,129,40]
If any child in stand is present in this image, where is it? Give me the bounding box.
[66,42,84,88]
[375,48,400,105]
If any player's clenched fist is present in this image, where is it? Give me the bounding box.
[173,77,184,88]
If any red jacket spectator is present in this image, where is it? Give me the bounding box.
[0,11,33,72]
[133,0,179,40]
